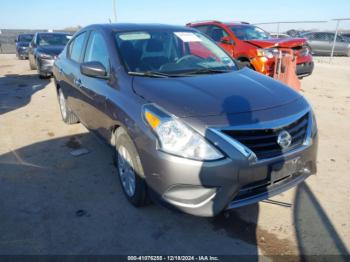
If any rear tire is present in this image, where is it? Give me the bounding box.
[58,89,79,124]
[29,59,36,70]
[114,128,149,207]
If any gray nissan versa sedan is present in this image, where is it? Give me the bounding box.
[29,32,71,78]
[53,24,318,217]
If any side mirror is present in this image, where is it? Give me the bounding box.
[15,39,17,43]
[80,61,108,78]
[235,60,247,70]
[220,36,234,45]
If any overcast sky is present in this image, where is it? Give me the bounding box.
[1,0,350,31]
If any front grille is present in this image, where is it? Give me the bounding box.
[222,113,309,159]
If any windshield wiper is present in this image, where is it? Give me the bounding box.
[181,68,232,75]
[128,71,173,78]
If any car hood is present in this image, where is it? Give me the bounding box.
[245,38,306,48]
[132,68,301,118]
[37,45,65,56]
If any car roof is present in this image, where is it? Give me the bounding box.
[36,32,72,35]
[83,23,197,32]
[188,20,251,27]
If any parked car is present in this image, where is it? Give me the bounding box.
[187,21,314,79]
[28,32,71,78]
[286,29,311,38]
[270,33,291,39]
[15,34,34,60]
[340,33,350,41]
[301,32,350,56]
[53,24,318,217]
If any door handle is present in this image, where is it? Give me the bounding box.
[74,79,82,88]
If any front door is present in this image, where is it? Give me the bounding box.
[78,31,112,139]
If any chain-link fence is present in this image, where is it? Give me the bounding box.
[0,29,77,54]
[254,18,350,59]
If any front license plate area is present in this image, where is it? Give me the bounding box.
[270,157,301,184]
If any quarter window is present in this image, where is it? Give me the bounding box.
[84,31,110,71]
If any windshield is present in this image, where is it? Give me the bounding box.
[37,34,71,46]
[231,25,270,40]
[18,34,33,43]
[115,30,237,75]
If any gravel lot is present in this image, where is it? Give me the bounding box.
[0,54,349,256]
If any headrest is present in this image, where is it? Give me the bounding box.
[145,39,163,52]
[120,41,134,52]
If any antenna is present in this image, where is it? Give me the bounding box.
[113,0,117,22]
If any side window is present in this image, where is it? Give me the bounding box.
[314,33,328,41]
[193,25,209,35]
[208,26,228,42]
[84,31,110,71]
[305,33,314,40]
[336,35,345,42]
[68,32,87,62]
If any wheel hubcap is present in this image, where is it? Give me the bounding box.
[59,91,67,119]
[117,146,136,197]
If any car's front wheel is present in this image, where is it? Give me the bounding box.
[115,128,148,207]
[58,89,79,124]
[29,58,36,70]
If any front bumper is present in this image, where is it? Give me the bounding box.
[17,48,29,58]
[140,113,318,217]
[37,58,55,75]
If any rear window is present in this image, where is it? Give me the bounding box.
[37,34,71,46]
[18,34,33,43]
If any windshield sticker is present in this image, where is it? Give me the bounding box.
[119,32,151,41]
[174,32,202,42]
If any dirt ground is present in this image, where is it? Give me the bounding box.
[0,54,349,257]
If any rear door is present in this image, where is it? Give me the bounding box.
[78,30,112,138]
[316,33,333,54]
[307,33,330,55]
[59,31,88,120]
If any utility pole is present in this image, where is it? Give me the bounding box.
[330,20,339,61]
[113,0,117,23]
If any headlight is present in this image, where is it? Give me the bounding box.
[143,104,224,161]
[300,46,310,56]
[257,48,279,59]
[37,52,53,59]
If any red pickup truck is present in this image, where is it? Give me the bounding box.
[187,21,314,79]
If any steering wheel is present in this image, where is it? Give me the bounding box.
[175,54,203,65]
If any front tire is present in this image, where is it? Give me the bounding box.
[115,128,148,207]
[58,89,79,124]
[238,60,254,70]
[29,58,36,70]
